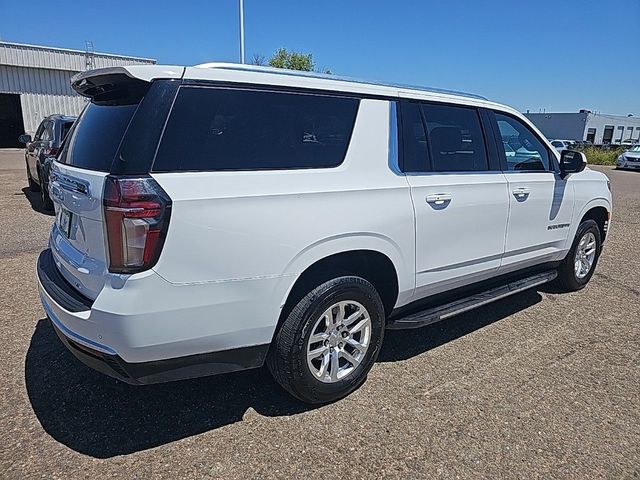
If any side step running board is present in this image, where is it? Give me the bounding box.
[386,270,557,330]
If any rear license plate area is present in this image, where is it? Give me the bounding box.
[58,208,73,238]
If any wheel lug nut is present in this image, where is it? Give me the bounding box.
[324,340,329,346]
[342,331,348,338]
[338,342,344,348]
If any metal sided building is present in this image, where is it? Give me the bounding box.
[0,41,155,147]
[525,110,640,145]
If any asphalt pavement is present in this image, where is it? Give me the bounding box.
[1,149,638,479]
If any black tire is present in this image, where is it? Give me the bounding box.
[40,175,53,211]
[267,276,385,404]
[26,161,40,192]
[555,219,601,292]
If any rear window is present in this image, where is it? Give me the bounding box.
[59,103,137,172]
[153,87,360,172]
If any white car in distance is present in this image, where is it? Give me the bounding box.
[549,139,576,152]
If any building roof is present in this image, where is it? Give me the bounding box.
[526,111,640,122]
[0,41,156,72]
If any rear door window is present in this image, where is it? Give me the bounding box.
[401,102,489,173]
[420,104,488,172]
[153,87,360,172]
[58,103,137,172]
[400,102,428,172]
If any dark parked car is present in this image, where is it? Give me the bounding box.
[18,114,76,210]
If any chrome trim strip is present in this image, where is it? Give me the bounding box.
[50,171,90,195]
[416,241,561,275]
[195,63,488,101]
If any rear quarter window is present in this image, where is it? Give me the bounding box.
[153,87,360,172]
[59,103,137,172]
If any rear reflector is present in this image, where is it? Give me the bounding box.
[103,176,171,274]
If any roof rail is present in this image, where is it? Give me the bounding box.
[194,62,488,101]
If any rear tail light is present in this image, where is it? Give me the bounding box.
[103,176,172,274]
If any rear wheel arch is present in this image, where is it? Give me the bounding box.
[277,250,400,334]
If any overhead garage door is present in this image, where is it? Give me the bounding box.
[0,93,25,147]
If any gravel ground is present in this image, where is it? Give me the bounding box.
[1,149,638,479]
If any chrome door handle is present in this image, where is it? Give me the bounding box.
[426,193,452,205]
[512,187,530,199]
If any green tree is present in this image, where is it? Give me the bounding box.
[268,48,315,71]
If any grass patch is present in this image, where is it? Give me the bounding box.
[577,146,623,166]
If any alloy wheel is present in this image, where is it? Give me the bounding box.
[574,231,596,279]
[306,300,371,383]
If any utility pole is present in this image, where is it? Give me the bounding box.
[239,0,245,63]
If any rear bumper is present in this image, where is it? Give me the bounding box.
[37,248,270,384]
[48,317,269,385]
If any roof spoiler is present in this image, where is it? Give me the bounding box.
[71,67,150,105]
[71,66,184,105]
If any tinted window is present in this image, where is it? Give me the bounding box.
[408,104,489,172]
[495,113,550,171]
[401,102,428,172]
[59,103,137,171]
[153,87,360,172]
[40,122,52,142]
[34,122,46,141]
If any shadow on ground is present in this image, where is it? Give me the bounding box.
[26,289,542,458]
[20,187,54,216]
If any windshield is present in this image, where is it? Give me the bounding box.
[629,145,640,152]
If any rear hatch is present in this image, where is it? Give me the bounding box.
[49,68,181,300]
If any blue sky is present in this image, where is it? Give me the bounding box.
[1,0,638,115]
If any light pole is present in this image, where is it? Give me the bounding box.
[239,0,245,64]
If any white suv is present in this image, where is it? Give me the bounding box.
[37,64,612,404]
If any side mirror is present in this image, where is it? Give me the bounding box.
[18,134,32,144]
[560,150,587,178]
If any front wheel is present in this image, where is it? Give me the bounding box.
[267,276,385,404]
[555,219,602,291]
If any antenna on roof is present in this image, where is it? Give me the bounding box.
[85,40,95,70]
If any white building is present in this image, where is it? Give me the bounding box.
[525,110,640,145]
[0,41,155,147]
